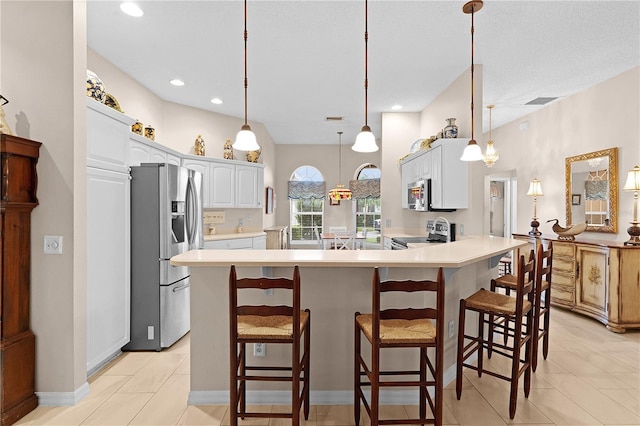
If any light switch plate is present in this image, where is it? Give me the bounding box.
[44,236,63,254]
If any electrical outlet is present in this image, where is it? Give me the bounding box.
[44,236,63,254]
[254,343,266,357]
[448,320,455,338]
[459,224,464,235]
[203,211,226,224]
[147,326,154,340]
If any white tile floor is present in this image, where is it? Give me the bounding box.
[16,308,640,425]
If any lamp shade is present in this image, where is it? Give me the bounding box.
[623,165,640,191]
[460,141,484,161]
[233,124,260,151]
[527,178,544,196]
[352,126,379,152]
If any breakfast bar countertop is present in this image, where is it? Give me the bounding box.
[172,235,527,269]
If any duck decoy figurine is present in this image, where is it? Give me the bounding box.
[546,219,587,241]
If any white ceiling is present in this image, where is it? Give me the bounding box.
[87,1,640,146]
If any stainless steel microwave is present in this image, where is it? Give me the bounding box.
[407,179,456,212]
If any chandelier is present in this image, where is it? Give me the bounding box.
[483,104,499,167]
[329,132,353,201]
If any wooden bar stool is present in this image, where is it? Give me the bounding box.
[355,268,445,426]
[490,242,553,371]
[229,265,311,426]
[456,254,535,419]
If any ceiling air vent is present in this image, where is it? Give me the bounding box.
[525,97,557,105]
[325,116,343,121]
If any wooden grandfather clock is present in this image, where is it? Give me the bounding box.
[0,134,41,425]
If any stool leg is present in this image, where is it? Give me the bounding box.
[532,288,542,372]
[230,341,238,426]
[371,339,379,426]
[354,315,361,426]
[292,337,300,426]
[240,343,246,419]
[419,347,426,423]
[304,314,311,420]
[477,311,484,378]
[542,288,551,360]
[488,281,496,359]
[456,299,466,400]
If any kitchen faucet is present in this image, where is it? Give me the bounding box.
[434,216,451,242]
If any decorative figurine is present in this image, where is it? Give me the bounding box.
[144,125,155,141]
[546,219,587,241]
[246,147,261,163]
[194,134,206,156]
[0,106,14,135]
[223,139,234,159]
[131,121,143,135]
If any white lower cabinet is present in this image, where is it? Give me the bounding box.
[203,235,267,249]
[87,167,131,374]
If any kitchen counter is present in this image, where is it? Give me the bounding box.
[172,236,527,405]
[203,231,266,241]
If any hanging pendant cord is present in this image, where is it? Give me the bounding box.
[364,0,369,128]
[338,132,343,183]
[243,0,248,126]
[470,5,475,142]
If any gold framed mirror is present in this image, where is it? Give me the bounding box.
[565,147,618,233]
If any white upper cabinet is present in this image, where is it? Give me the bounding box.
[87,99,135,173]
[129,133,182,167]
[400,138,469,210]
[182,156,264,209]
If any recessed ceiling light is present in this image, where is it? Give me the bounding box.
[391,105,403,110]
[211,98,223,105]
[170,79,185,86]
[120,2,143,17]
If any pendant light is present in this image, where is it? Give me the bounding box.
[483,104,499,167]
[460,0,484,162]
[352,0,379,153]
[329,132,353,201]
[233,0,260,152]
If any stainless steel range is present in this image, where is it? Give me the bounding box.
[391,218,455,250]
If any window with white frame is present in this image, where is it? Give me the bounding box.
[352,164,381,245]
[288,166,325,243]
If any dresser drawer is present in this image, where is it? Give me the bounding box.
[553,242,576,258]
[551,284,575,306]
[553,257,576,274]
[552,271,575,287]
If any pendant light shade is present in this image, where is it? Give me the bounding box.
[352,125,377,153]
[353,0,379,153]
[233,0,260,152]
[483,104,499,167]
[234,124,259,152]
[329,132,353,201]
[460,0,483,162]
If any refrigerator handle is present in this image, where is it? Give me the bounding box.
[186,176,196,245]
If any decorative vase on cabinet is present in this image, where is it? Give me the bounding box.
[0,134,41,425]
[443,117,459,138]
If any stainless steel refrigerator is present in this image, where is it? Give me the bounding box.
[124,163,203,351]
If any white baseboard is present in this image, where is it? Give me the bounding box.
[36,382,90,406]
[188,363,464,406]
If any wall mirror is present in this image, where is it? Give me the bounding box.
[565,147,618,233]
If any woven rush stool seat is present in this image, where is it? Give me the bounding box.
[490,242,553,371]
[229,265,310,426]
[456,254,535,420]
[355,268,445,426]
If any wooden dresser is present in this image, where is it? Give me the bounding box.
[513,233,640,333]
[0,135,41,425]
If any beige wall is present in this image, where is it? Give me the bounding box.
[484,66,640,242]
[88,49,278,230]
[1,0,88,393]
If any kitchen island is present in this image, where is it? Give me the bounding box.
[171,235,528,405]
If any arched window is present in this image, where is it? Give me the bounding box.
[288,166,325,244]
[352,164,381,246]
